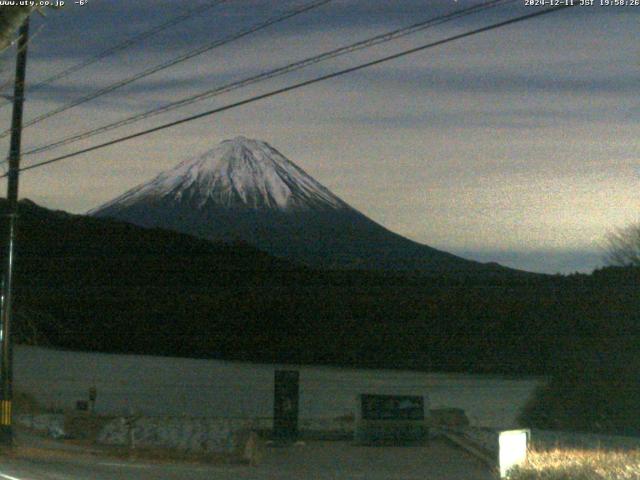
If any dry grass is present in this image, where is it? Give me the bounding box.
[508,448,640,480]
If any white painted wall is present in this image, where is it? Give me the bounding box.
[14,345,543,429]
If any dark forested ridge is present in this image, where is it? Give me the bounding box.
[2,199,638,378]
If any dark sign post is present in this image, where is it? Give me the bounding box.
[273,370,299,442]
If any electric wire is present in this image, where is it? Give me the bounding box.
[0,0,333,139]
[0,0,228,109]
[21,0,515,159]
[4,5,573,178]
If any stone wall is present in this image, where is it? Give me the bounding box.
[97,416,269,453]
[16,413,271,453]
[16,413,66,439]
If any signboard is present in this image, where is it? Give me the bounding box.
[356,394,428,445]
[360,394,424,421]
[273,370,299,441]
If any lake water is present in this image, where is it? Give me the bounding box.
[14,345,543,429]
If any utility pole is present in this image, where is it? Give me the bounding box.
[0,17,29,446]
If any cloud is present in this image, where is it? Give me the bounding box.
[453,247,606,274]
[1,0,636,275]
[352,66,639,97]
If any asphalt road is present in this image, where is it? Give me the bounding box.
[0,440,495,480]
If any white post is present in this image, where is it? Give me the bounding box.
[499,429,530,478]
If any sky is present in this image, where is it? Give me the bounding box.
[0,0,637,274]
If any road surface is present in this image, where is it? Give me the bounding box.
[0,440,495,480]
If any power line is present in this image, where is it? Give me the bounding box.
[21,0,515,159]
[5,5,573,178]
[0,0,333,139]
[0,0,228,108]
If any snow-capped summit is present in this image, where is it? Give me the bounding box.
[91,137,501,274]
[92,136,349,213]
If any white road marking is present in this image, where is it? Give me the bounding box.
[98,462,151,469]
[0,472,24,480]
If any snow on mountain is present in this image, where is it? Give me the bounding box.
[91,136,349,214]
[90,136,511,274]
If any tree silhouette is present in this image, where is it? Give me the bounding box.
[0,7,34,53]
[604,223,640,267]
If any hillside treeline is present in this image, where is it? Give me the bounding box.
[2,200,639,380]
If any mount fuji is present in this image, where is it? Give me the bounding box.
[90,136,503,273]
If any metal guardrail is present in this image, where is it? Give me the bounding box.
[438,428,497,470]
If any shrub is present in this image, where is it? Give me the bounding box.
[519,353,640,436]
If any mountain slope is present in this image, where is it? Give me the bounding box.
[90,136,506,274]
